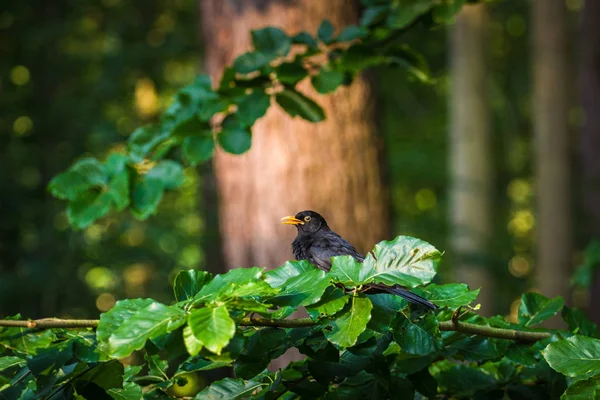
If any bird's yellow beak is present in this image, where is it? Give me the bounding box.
[281,216,304,225]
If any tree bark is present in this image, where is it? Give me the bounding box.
[448,4,494,313]
[532,0,572,303]
[199,0,388,270]
[580,0,600,324]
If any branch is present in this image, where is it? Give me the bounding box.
[0,317,551,342]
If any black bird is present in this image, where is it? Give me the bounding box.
[281,210,438,310]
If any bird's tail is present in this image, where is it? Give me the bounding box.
[373,283,438,310]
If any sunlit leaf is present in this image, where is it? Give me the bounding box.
[264,260,315,288]
[417,283,479,308]
[269,268,330,307]
[518,292,564,327]
[195,377,267,399]
[48,158,107,201]
[188,306,236,355]
[96,299,155,342]
[306,286,349,320]
[0,357,25,372]
[173,270,212,302]
[542,335,600,380]
[108,382,143,400]
[324,295,372,348]
[561,375,600,400]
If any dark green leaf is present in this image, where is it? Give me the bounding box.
[518,292,564,327]
[542,335,600,379]
[194,378,267,400]
[128,125,170,161]
[26,340,73,376]
[177,357,230,375]
[174,270,212,302]
[562,306,599,337]
[236,90,271,126]
[311,69,345,94]
[325,295,372,348]
[561,375,600,400]
[78,360,124,390]
[387,45,431,83]
[291,31,318,47]
[276,87,325,122]
[97,299,155,342]
[233,52,270,74]
[264,260,315,288]
[317,20,335,44]
[269,268,330,307]
[408,367,437,399]
[393,312,441,356]
[306,286,349,320]
[48,158,107,201]
[107,382,143,400]
[336,25,368,42]
[109,302,187,358]
[131,175,164,219]
[432,362,496,397]
[218,117,252,155]
[146,160,184,190]
[107,168,130,212]
[505,342,538,366]
[432,0,466,23]
[360,5,389,26]
[386,0,432,29]
[198,97,230,121]
[251,27,291,58]
[188,306,236,355]
[417,283,479,308]
[182,134,215,165]
[367,293,407,332]
[66,190,113,229]
[339,44,385,71]
[275,61,308,85]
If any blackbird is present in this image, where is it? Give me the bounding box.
[281,210,438,310]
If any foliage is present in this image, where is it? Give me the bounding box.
[1,236,599,399]
[48,0,468,229]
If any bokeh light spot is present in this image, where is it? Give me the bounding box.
[11,65,30,85]
[96,292,116,312]
[508,210,535,236]
[135,78,159,117]
[507,179,531,204]
[13,116,33,136]
[508,256,531,278]
[566,0,584,12]
[506,15,526,38]
[415,188,437,211]
[85,267,117,290]
[179,245,202,268]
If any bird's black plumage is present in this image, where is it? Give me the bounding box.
[282,210,438,310]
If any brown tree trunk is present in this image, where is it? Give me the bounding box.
[199,0,388,270]
[580,0,600,324]
[448,4,494,314]
[532,0,572,304]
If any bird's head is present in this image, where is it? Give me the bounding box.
[281,210,328,235]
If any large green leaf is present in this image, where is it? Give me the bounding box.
[269,268,331,307]
[235,90,271,126]
[306,286,349,320]
[108,302,187,358]
[367,293,407,332]
[0,327,55,355]
[432,362,496,397]
[183,325,203,357]
[233,52,270,74]
[264,260,315,288]
[191,267,267,304]
[275,88,325,122]
[562,306,599,337]
[251,27,291,58]
[188,306,236,355]
[234,328,289,379]
[182,134,215,166]
[218,117,252,155]
[518,292,564,327]
[48,158,107,201]
[173,270,212,302]
[194,377,267,400]
[542,335,600,380]
[324,295,372,348]
[0,357,25,372]
[561,375,600,400]
[311,69,345,94]
[107,382,143,400]
[393,312,441,356]
[128,125,170,161]
[417,283,479,308]
[97,298,155,342]
[66,190,113,229]
[275,61,308,86]
[131,160,184,219]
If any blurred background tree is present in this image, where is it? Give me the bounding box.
[0,0,593,329]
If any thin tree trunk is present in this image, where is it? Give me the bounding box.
[449,4,493,313]
[532,0,571,303]
[199,0,388,369]
[580,0,600,324]
[199,0,388,270]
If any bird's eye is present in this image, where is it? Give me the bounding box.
[304,216,311,222]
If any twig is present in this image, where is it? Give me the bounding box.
[0,318,99,329]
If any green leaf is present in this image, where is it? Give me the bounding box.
[0,357,25,372]
[264,260,315,288]
[177,357,230,375]
[66,190,113,229]
[417,283,479,308]
[408,367,437,399]
[174,270,212,302]
[387,45,432,83]
[131,174,165,219]
[191,267,266,304]
[236,90,271,126]
[328,256,363,285]
[306,286,349,320]
[386,0,432,29]
[291,31,318,47]
[0,325,55,354]
[108,301,187,358]
[218,117,252,155]
[108,382,143,400]
[542,335,600,380]
[339,44,385,71]
[194,377,267,400]
[182,134,215,166]
[367,293,407,332]
[183,325,203,357]
[48,158,107,201]
[107,168,130,212]
[276,87,325,122]
[336,25,368,42]
[233,52,270,74]
[234,328,289,379]
[188,306,236,355]
[317,20,335,44]
[146,160,184,190]
[324,295,372,348]
[251,27,291,58]
[393,312,441,356]
[363,236,440,288]
[562,306,599,337]
[311,69,345,94]
[518,292,564,327]
[128,125,170,161]
[505,342,538,366]
[275,61,308,86]
[77,359,124,390]
[26,340,73,376]
[432,362,496,397]
[360,5,389,26]
[561,375,600,400]
[144,353,168,379]
[269,268,330,307]
[432,0,466,23]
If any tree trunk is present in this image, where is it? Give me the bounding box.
[448,4,494,313]
[580,0,600,324]
[532,0,572,304]
[199,0,388,270]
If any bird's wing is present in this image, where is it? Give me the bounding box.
[307,233,364,271]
